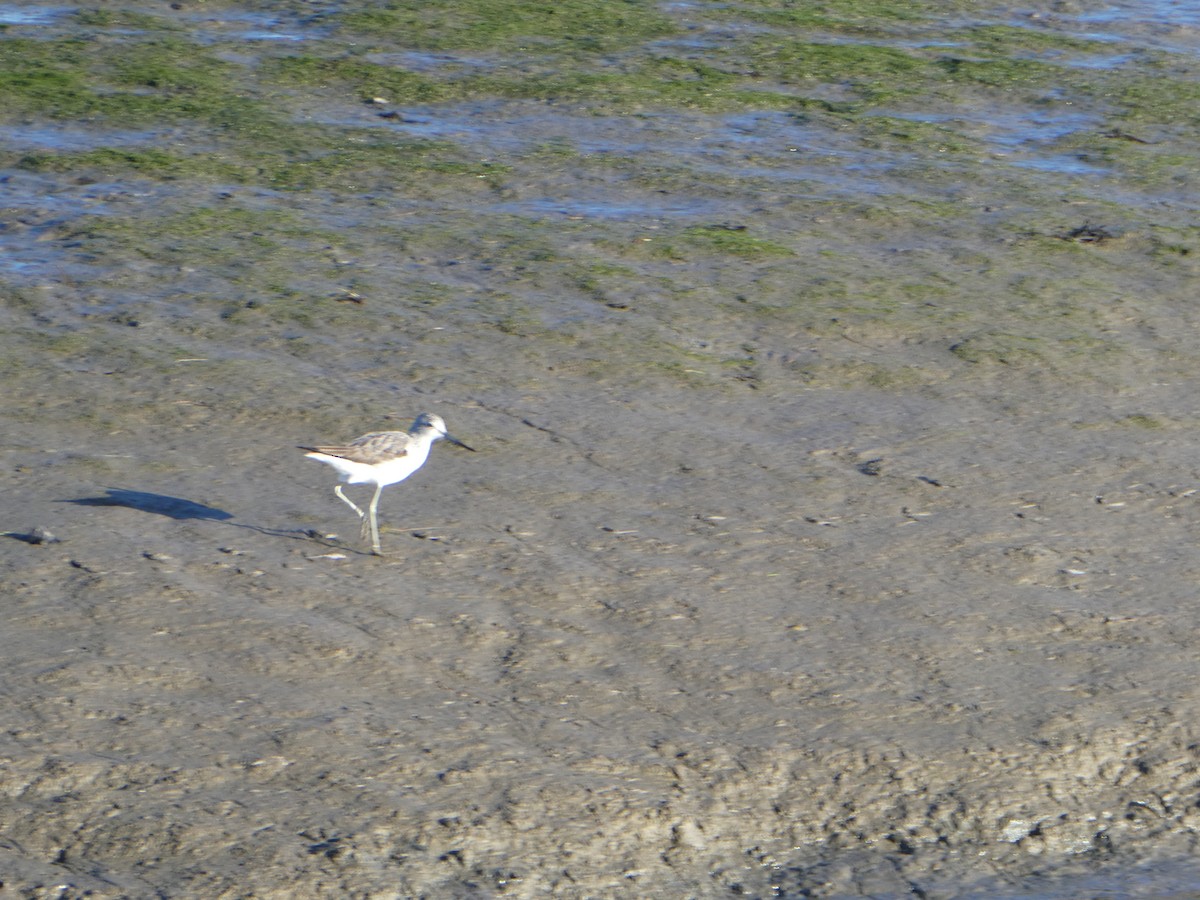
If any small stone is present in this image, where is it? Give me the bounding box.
[28,527,61,545]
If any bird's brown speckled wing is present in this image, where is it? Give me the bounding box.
[300,431,410,465]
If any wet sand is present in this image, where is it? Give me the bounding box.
[4,1,1200,896]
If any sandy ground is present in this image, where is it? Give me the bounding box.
[5,2,1200,897]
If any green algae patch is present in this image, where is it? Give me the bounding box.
[1108,71,1200,125]
[858,115,977,153]
[0,38,101,120]
[618,226,796,262]
[0,36,273,132]
[957,24,1116,58]
[337,0,676,53]
[713,0,944,31]
[245,135,505,192]
[107,38,238,93]
[13,147,245,182]
[676,225,795,259]
[60,205,317,272]
[265,54,447,104]
[264,51,796,111]
[1115,414,1164,429]
[934,55,1065,90]
[463,64,792,112]
[0,0,1114,145]
[10,130,502,193]
[746,40,929,104]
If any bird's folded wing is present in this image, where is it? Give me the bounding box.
[301,431,409,465]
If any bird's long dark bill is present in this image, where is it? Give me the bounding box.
[447,435,476,452]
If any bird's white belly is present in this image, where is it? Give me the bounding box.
[368,453,426,485]
[313,449,429,486]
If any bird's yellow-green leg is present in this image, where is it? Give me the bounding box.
[366,483,384,555]
[334,484,365,518]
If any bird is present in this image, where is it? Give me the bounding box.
[299,412,475,555]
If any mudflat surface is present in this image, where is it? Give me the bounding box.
[3,1,1200,896]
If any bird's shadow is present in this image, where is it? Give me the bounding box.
[63,489,233,520]
[58,488,369,553]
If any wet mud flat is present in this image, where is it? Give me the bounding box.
[4,0,1200,896]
